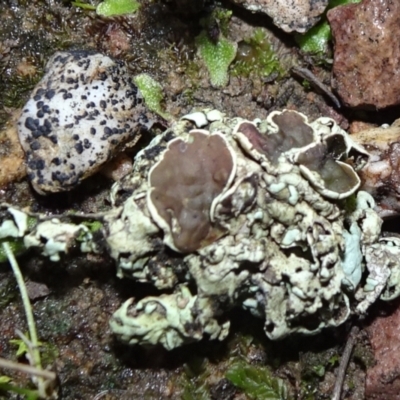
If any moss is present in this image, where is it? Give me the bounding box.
[226,359,290,400]
[231,28,284,80]
[1,73,42,109]
[211,8,233,37]
[134,73,172,120]
[196,31,237,87]
[353,341,375,369]
[299,347,340,399]
[80,220,103,233]
[182,380,210,400]
[340,193,358,215]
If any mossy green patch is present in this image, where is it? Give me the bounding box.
[226,360,290,400]
[232,28,284,79]
[134,73,172,121]
[196,31,237,87]
[211,9,233,37]
[1,73,42,110]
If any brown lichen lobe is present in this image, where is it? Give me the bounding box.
[236,110,361,199]
[148,130,236,253]
[296,142,360,197]
[236,111,314,163]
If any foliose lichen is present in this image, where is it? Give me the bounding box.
[102,110,400,349]
[6,104,400,351]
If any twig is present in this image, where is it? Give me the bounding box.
[0,357,55,380]
[292,66,342,109]
[93,390,109,400]
[331,325,360,400]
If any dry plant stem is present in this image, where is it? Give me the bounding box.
[2,242,46,397]
[331,325,360,400]
[292,66,341,109]
[0,357,55,380]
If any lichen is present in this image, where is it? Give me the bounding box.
[5,106,400,352]
[103,110,400,349]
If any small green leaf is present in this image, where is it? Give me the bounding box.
[10,338,30,357]
[296,22,332,55]
[78,221,103,238]
[96,0,140,17]
[196,31,237,87]
[312,364,325,377]
[226,361,290,400]
[134,74,172,120]
[0,376,12,384]
[0,381,40,399]
[295,0,363,55]
[72,1,96,10]
[10,336,43,357]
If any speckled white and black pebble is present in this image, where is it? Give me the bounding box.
[17,50,152,195]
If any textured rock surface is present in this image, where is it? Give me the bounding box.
[17,50,151,195]
[328,0,400,109]
[231,0,328,32]
[0,110,26,187]
[366,303,400,399]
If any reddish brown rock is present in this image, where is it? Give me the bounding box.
[366,303,400,399]
[328,0,400,109]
